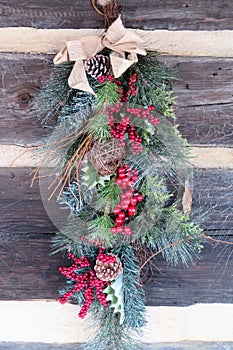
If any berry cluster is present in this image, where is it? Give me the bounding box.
[125,105,160,125]
[110,164,143,236]
[123,72,138,101]
[98,74,122,86]
[97,250,116,264]
[98,74,114,83]
[107,105,143,154]
[59,252,109,319]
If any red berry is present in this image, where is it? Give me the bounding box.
[125,190,134,198]
[128,206,136,216]
[116,226,124,233]
[124,226,132,236]
[115,217,124,226]
[110,227,117,234]
[118,211,126,219]
[122,199,130,207]
[137,194,144,202]
[113,206,121,215]
[118,172,126,179]
[130,198,138,206]
[116,178,122,185]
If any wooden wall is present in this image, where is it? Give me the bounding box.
[0,0,233,311]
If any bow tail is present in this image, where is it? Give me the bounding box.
[53,47,70,65]
[68,60,96,95]
[110,52,138,78]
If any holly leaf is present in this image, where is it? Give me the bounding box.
[81,157,110,190]
[103,272,125,324]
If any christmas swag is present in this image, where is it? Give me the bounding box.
[33,3,204,349]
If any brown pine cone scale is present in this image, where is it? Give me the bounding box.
[94,253,122,281]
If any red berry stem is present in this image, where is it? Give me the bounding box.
[111,164,144,236]
[106,102,160,155]
[58,249,111,319]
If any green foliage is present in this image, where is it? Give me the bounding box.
[34,62,95,126]
[59,180,96,215]
[87,215,115,247]
[58,91,94,128]
[34,62,73,124]
[87,112,111,141]
[38,48,205,350]
[149,84,176,119]
[126,51,176,118]
[81,158,111,190]
[141,207,204,266]
[82,245,146,350]
[86,79,120,142]
[95,79,121,110]
[95,179,121,212]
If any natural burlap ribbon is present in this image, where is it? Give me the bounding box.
[53,16,146,95]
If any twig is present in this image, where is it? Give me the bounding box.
[203,234,233,246]
[139,237,188,272]
[139,233,233,272]
[91,0,104,16]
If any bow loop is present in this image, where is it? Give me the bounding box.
[53,16,146,95]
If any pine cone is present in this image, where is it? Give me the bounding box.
[84,54,110,79]
[94,254,122,281]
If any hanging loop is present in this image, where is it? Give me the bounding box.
[91,0,105,16]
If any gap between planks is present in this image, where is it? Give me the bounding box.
[1,28,233,57]
[1,145,233,169]
[0,301,233,343]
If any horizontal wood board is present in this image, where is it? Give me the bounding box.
[0,167,233,304]
[0,168,233,235]
[0,342,233,350]
[0,231,233,305]
[0,0,233,30]
[1,54,233,146]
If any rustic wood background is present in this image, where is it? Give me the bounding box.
[0,0,233,311]
[1,0,233,30]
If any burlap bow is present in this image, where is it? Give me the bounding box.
[53,16,146,95]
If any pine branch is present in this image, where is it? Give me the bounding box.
[83,245,146,350]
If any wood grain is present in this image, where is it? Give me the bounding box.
[1,53,233,146]
[2,146,233,169]
[0,0,233,30]
[0,231,233,305]
[2,28,233,57]
[0,168,233,235]
[0,54,51,146]
[0,167,232,303]
[144,237,233,306]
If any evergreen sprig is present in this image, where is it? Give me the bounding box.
[35,45,205,350]
[79,245,146,350]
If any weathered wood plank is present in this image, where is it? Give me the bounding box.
[0,234,63,300]
[1,342,232,350]
[0,232,233,304]
[0,167,232,303]
[163,56,233,107]
[2,146,233,169]
[2,28,233,57]
[144,237,233,306]
[0,0,233,30]
[163,56,233,146]
[0,54,51,146]
[0,168,233,234]
[1,54,233,146]
[0,168,56,234]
